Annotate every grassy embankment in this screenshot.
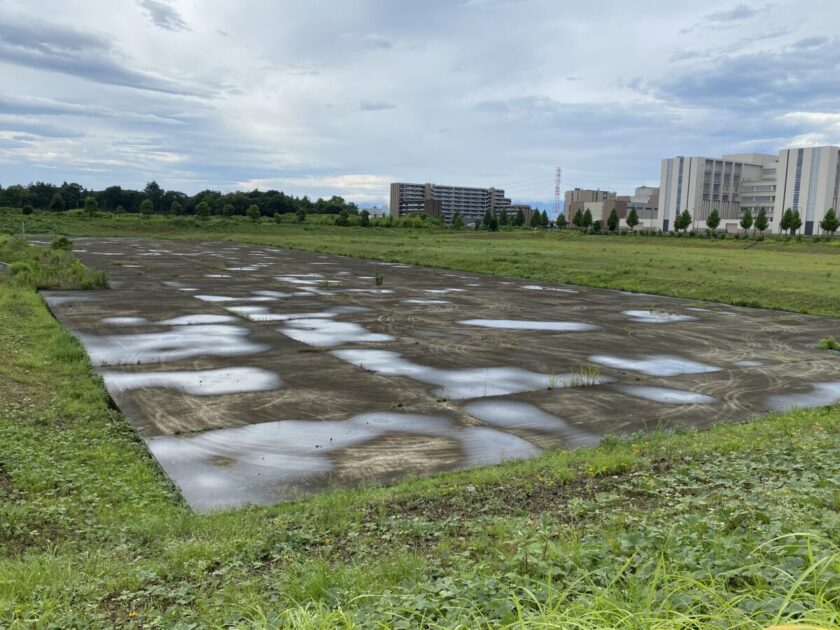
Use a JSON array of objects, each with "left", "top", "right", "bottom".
[{"left": 0, "top": 226, "right": 839, "bottom": 627}]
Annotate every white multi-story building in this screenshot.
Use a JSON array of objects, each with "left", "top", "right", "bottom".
[
  {"left": 659, "top": 146, "right": 840, "bottom": 233},
  {"left": 775, "top": 147, "right": 840, "bottom": 234}
]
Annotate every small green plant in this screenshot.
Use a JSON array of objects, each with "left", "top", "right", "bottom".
[
  {"left": 818, "top": 336, "right": 839, "bottom": 351},
  {"left": 571, "top": 364, "right": 601, "bottom": 386},
  {"left": 375, "top": 272, "right": 384, "bottom": 287},
  {"left": 51, "top": 236, "right": 73, "bottom": 251}
]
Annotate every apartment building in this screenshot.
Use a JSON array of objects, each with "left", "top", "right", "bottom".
[
  {"left": 389, "top": 182, "right": 511, "bottom": 225},
  {"left": 659, "top": 146, "right": 840, "bottom": 233},
  {"left": 566, "top": 186, "right": 658, "bottom": 228}
]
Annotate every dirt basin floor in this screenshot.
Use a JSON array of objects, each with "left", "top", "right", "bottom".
[{"left": 38, "top": 237, "right": 840, "bottom": 512}]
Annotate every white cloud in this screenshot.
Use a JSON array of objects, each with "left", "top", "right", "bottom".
[{"left": 0, "top": 0, "right": 838, "bottom": 201}]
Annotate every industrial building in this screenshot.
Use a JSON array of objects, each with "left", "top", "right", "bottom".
[
  {"left": 659, "top": 146, "right": 840, "bottom": 234},
  {"left": 566, "top": 186, "right": 658, "bottom": 229},
  {"left": 389, "top": 182, "right": 511, "bottom": 225}
]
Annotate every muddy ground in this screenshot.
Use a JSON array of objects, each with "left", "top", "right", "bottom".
[{"left": 38, "top": 237, "right": 840, "bottom": 512}]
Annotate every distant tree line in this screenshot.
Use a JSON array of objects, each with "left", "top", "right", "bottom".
[{"left": 0, "top": 180, "right": 361, "bottom": 218}]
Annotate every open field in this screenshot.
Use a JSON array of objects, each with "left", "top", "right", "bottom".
[
  {"left": 1, "top": 231, "right": 839, "bottom": 627},
  {"left": 5, "top": 211, "right": 840, "bottom": 317}
]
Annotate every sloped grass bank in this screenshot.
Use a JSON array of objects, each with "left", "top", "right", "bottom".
[{"left": 0, "top": 245, "right": 838, "bottom": 626}]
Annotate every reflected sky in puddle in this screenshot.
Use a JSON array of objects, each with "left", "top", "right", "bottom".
[
  {"left": 148, "top": 411, "right": 542, "bottom": 512},
  {"left": 281, "top": 319, "right": 394, "bottom": 347},
  {"left": 622, "top": 310, "right": 698, "bottom": 323},
  {"left": 80, "top": 324, "right": 268, "bottom": 366},
  {"left": 101, "top": 316, "right": 148, "bottom": 326},
  {"left": 588, "top": 354, "right": 720, "bottom": 376},
  {"left": 612, "top": 384, "right": 718, "bottom": 405},
  {"left": 158, "top": 314, "right": 239, "bottom": 325},
  {"left": 331, "top": 349, "right": 610, "bottom": 399},
  {"left": 402, "top": 299, "right": 452, "bottom": 305},
  {"left": 464, "top": 400, "right": 599, "bottom": 448},
  {"left": 764, "top": 382, "right": 840, "bottom": 411},
  {"left": 102, "top": 366, "right": 282, "bottom": 396},
  {"left": 458, "top": 319, "right": 599, "bottom": 332}
]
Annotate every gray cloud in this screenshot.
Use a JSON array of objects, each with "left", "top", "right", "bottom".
[
  {"left": 657, "top": 37, "right": 840, "bottom": 112},
  {"left": 359, "top": 100, "right": 397, "bottom": 111},
  {"left": 362, "top": 34, "right": 394, "bottom": 49},
  {"left": 0, "top": 17, "right": 204, "bottom": 96},
  {"left": 681, "top": 3, "right": 772, "bottom": 33},
  {"left": 137, "top": 0, "right": 190, "bottom": 32}
]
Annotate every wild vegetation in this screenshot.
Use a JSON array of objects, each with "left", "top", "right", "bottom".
[{"left": 0, "top": 222, "right": 839, "bottom": 627}]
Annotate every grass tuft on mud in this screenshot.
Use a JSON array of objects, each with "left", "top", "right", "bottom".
[{"left": 0, "top": 235, "right": 839, "bottom": 627}]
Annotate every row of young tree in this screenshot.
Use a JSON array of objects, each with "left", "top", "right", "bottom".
[
  {"left": 468, "top": 208, "right": 551, "bottom": 231},
  {"left": 669, "top": 207, "right": 839, "bottom": 236},
  {"left": 0, "top": 180, "right": 361, "bottom": 218}
]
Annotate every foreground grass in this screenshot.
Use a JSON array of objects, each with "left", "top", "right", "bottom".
[
  {"left": 5, "top": 211, "right": 840, "bottom": 317},
  {"left": 0, "top": 239, "right": 839, "bottom": 627}
]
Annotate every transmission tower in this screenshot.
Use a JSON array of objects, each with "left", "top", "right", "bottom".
[{"left": 553, "top": 167, "right": 562, "bottom": 218}]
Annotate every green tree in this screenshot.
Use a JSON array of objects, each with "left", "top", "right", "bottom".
[
  {"left": 754, "top": 207, "right": 768, "bottom": 234},
  {"left": 139, "top": 199, "right": 153, "bottom": 216},
  {"left": 607, "top": 208, "right": 619, "bottom": 232},
  {"left": 22, "top": 205, "right": 33, "bottom": 215},
  {"left": 222, "top": 203, "right": 235, "bottom": 217},
  {"left": 540, "top": 210, "right": 549, "bottom": 227},
  {"left": 170, "top": 201, "right": 183, "bottom": 216},
  {"left": 84, "top": 196, "right": 98, "bottom": 218},
  {"left": 514, "top": 208, "right": 525, "bottom": 227},
  {"left": 556, "top": 212, "right": 567, "bottom": 230},
  {"left": 488, "top": 213, "right": 499, "bottom": 231},
  {"left": 581, "top": 209, "right": 593, "bottom": 231},
  {"left": 706, "top": 208, "right": 720, "bottom": 234},
  {"left": 789, "top": 209, "right": 802, "bottom": 235},
  {"left": 143, "top": 181, "right": 163, "bottom": 213},
  {"left": 247, "top": 204, "right": 261, "bottom": 222},
  {"left": 626, "top": 207, "right": 639, "bottom": 232},
  {"left": 115, "top": 204, "right": 125, "bottom": 214},
  {"left": 274, "top": 212, "right": 283, "bottom": 224},
  {"left": 49, "top": 192, "right": 64, "bottom": 212},
  {"left": 452, "top": 212, "right": 464, "bottom": 229},
  {"left": 335, "top": 209, "right": 350, "bottom": 226},
  {"left": 482, "top": 209, "right": 493, "bottom": 229},
  {"left": 740, "top": 209, "right": 753, "bottom": 236},
  {"left": 572, "top": 210, "right": 583, "bottom": 229},
  {"left": 780, "top": 208, "right": 793, "bottom": 234},
  {"left": 196, "top": 201, "right": 210, "bottom": 220},
  {"left": 819, "top": 208, "right": 839, "bottom": 238},
  {"left": 676, "top": 209, "right": 692, "bottom": 233},
  {"left": 296, "top": 208, "right": 306, "bottom": 223},
  {"left": 498, "top": 209, "right": 508, "bottom": 226},
  {"left": 530, "top": 210, "right": 542, "bottom": 228},
  {"left": 359, "top": 209, "right": 370, "bottom": 227}
]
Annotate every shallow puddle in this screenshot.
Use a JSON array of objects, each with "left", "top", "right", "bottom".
[
  {"left": 79, "top": 324, "right": 268, "bottom": 366},
  {"left": 158, "top": 314, "right": 239, "bottom": 325},
  {"left": 331, "top": 349, "right": 608, "bottom": 399},
  {"left": 101, "top": 316, "right": 148, "bottom": 326},
  {"left": 612, "top": 384, "right": 718, "bottom": 405},
  {"left": 281, "top": 319, "right": 395, "bottom": 347},
  {"left": 457, "top": 319, "right": 599, "bottom": 332},
  {"left": 463, "top": 400, "right": 599, "bottom": 447},
  {"left": 102, "top": 366, "right": 282, "bottom": 396},
  {"left": 588, "top": 354, "right": 720, "bottom": 376},
  {"left": 764, "top": 382, "right": 840, "bottom": 411},
  {"left": 622, "top": 310, "right": 698, "bottom": 323}
]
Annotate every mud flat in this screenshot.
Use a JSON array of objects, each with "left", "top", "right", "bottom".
[{"left": 42, "top": 237, "right": 840, "bottom": 512}]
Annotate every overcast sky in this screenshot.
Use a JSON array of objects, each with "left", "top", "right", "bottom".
[{"left": 0, "top": 0, "right": 838, "bottom": 207}]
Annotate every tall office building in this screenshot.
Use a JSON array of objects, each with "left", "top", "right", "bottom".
[
  {"left": 660, "top": 146, "right": 840, "bottom": 233},
  {"left": 775, "top": 147, "right": 840, "bottom": 234},
  {"left": 389, "top": 182, "right": 511, "bottom": 225}
]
